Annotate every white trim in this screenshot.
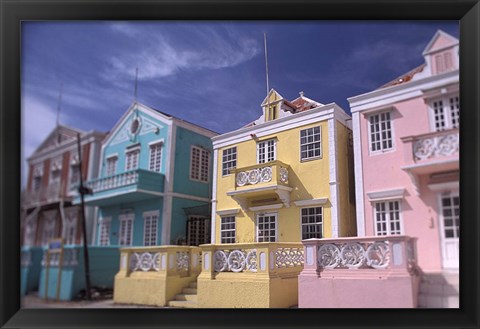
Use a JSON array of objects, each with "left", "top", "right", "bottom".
[
  {"left": 168, "top": 192, "right": 211, "bottom": 203},
  {"left": 348, "top": 70, "right": 458, "bottom": 113},
  {"left": 212, "top": 104, "right": 349, "bottom": 149},
  {"left": 97, "top": 216, "right": 112, "bottom": 246},
  {"left": 293, "top": 198, "right": 328, "bottom": 207},
  {"left": 226, "top": 184, "right": 293, "bottom": 196},
  {"left": 216, "top": 208, "right": 240, "bottom": 216},
  {"left": 142, "top": 210, "right": 160, "bottom": 246},
  {"left": 366, "top": 188, "right": 406, "bottom": 201},
  {"left": 248, "top": 204, "right": 283, "bottom": 212},
  {"left": 189, "top": 145, "right": 210, "bottom": 183},
  {"left": 428, "top": 181, "right": 459, "bottom": 192},
  {"left": 210, "top": 148, "right": 219, "bottom": 244},
  {"left": 352, "top": 112, "right": 365, "bottom": 236},
  {"left": 256, "top": 138, "right": 277, "bottom": 164},
  {"left": 172, "top": 117, "right": 218, "bottom": 138},
  {"left": 148, "top": 138, "right": 165, "bottom": 146},
  {"left": 400, "top": 158, "right": 459, "bottom": 171},
  {"left": 161, "top": 124, "right": 176, "bottom": 245},
  {"left": 366, "top": 110, "right": 395, "bottom": 155},
  {"left": 299, "top": 206, "right": 324, "bottom": 240},
  {"left": 118, "top": 212, "right": 134, "bottom": 246},
  {"left": 299, "top": 125, "right": 322, "bottom": 161},
  {"left": 422, "top": 30, "right": 459, "bottom": 55},
  {"left": 328, "top": 118, "right": 340, "bottom": 238}
]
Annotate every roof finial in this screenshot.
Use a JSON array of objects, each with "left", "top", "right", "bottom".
[{"left": 299, "top": 91, "right": 304, "bottom": 97}]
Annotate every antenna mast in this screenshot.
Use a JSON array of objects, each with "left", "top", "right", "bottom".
[
  {"left": 264, "top": 32, "right": 271, "bottom": 119},
  {"left": 134, "top": 67, "right": 139, "bottom": 102},
  {"left": 56, "top": 83, "right": 63, "bottom": 127}
]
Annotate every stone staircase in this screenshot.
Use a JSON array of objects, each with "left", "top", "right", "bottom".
[
  {"left": 167, "top": 281, "right": 198, "bottom": 308},
  {"left": 418, "top": 271, "right": 459, "bottom": 308}
]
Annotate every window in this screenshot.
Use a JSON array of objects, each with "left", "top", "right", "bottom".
[
  {"left": 256, "top": 213, "right": 277, "bottom": 242},
  {"left": 63, "top": 209, "right": 78, "bottom": 245},
  {"left": 33, "top": 175, "right": 42, "bottom": 192},
  {"left": 98, "top": 217, "right": 111, "bottom": 246},
  {"left": 187, "top": 216, "right": 211, "bottom": 246},
  {"left": 300, "top": 126, "right": 321, "bottom": 160},
  {"left": 149, "top": 143, "right": 163, "bottom": 172},
  {"left": 119, "top": 212, "right": 134, "bottom": 246},
  {"left": 190, "top": 146, "right": 210, "bottom": 183},
  {"left": 440, "top": 193, "right": 459, "bottom": 239},
  {"left": 41, "top": 212, "right": 57, "bottom": 246},
  {"left": 222, "top": 147, "right": 237, "bottom": 176},
  {"left": 125, "top": 149, "right": 140, "bottom": 171},
  {"left": 435, "top": 52, "right": 453, "bottom": 74},
  {"left": 369, "top": 112, "right": 393, "bottom": 152},
  {"left": 374, "top": 200, "right": 402, "bottom": 235},
  {"left": 143, "top": 211, "right": 158, "bottom": 246},
  {"left": 70, "top": 164, "right": 80, "bottom": 186},
  {"left": 106, "top": 156, "right": 117, "bottom": 176},
  {"left": 301, "top": 207, "right": 323, "bottom": 239},
  {"left": 257, "top": 139, "right": 276, "bottom": 164},
  {"left": 431, "top": 95, "right": 460, "bottom": 131},
  {"left": 220, "top": 216, "right": 236, "bottom": 244}
]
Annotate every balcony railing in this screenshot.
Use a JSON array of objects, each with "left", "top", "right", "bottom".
[
  {"left": 302, "top": 235, "right": 417, "bottom": 273},
  {"left": 231, "top": 160, "right": 290, "bottom": 190},
  {"left": 200, "top": 242, "right": 304, "bottom": 277},
  {"left": 24, "top": 182, "right": 66, "bottom": 207},
  {"left": 402, "top": 129, "right": 459, "bottom": 163},
  {"left": 83, "top": 168, "right": 164, "bottom": 194}
]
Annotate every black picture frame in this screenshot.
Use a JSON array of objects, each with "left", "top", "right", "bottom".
[{"left": 1, "top": 0, "right": 479, "bottom": 328}]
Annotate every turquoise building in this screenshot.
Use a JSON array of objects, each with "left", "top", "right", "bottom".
[{"left": 77, "top": 102, "right": 217, "bottom": 248}]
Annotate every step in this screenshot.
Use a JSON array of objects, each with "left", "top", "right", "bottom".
[
  {"left": 188, "top": 281, "right": 197, "bottom": 289},
  {"left": 168, "top": 300, "right": 197, "bottom": 308},
  {"left": 419, "top": 282, "right": 459, "bottom": 297},
  {"left": 173, "top": 293, "right": 198, "bottom": 302},
  {"left": 182, "top": 288, "right": 197, "bottom": 294}
]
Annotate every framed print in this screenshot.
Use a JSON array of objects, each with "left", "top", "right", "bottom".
[{"left": 1, "top": 0, "right": 479, "bottom": 328}]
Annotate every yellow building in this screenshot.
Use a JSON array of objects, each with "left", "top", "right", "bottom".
[{"left": 196, "top": 89, "right": 357, "bottom": 308}]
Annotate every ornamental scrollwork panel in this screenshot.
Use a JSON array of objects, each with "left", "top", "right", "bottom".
[
  {"left": 214, "top": 249, "right": 258, "bottom": 273},
  {"left": 274, "top": 248, "right": 304, "bottom": 268},
  {"left": 413, "top": 132, "right": 459, "bottom": 161},
  {"left": 236, "top": 166, "right": 273, "bottom": 187}
]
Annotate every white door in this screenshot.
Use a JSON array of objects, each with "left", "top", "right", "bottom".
[{"left": 438, "top": 191, "right": 459, "bottom": 269}]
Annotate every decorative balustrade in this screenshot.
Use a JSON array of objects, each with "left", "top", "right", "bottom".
[
  {"left": 201, "top": 243, "right": 304, "bottom": 277},
  {"left": 40, "top": 248, "right": 79, "bottom": 267},
  {"left": 302, "top": 236, "right": 417, "bottom": 274},
  {"left": 86, "top": 170, "right": 139, "bottom": 193},
  {"left": 118, "top": 246, "right": 201, "bottom": 276},
  {"left": 24, "top": 181, "right": 66, "bottom": 206},
  {"left": 232, "top": 161, "right": 290, "bottom": 189},
  {"left": 402, "top": 129, "right": 459, "bottom": 163}
]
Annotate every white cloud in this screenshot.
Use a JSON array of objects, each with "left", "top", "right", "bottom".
[
  {"left": 105, "top": 24, "right": 261, "bottom": 81},
  {"left": 21, "top": 96, "right": 57, "bottom": 186}
]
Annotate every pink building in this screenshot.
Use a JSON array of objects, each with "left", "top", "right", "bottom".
[{"left": 348, "top": 30, "right": 459, "bottom": 307}]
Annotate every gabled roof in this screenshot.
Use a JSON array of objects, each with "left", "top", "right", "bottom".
[
  {"left": 290, "top": 92, "right": 324, "bottom": 112},
  {"left": 32, "top": 125, "right": 85, "bottom": 156},
  {"left": 260, "top": 89, "right": 284, "bottom": 107},
  {"left": 422, "top": 30, "right": 459, "bottom": 55}
]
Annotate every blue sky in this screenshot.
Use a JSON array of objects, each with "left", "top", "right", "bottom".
[{"left": 21, "top": 21, "right": 459, "bottom": 185}]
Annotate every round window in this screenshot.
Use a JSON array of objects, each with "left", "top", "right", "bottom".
[{"left": 131, "top": 118, "right": 140, "bottom": 135}]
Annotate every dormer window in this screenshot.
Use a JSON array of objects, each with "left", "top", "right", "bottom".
[{"left": 435, "top": 51, "right": 453, "bottom": 74}]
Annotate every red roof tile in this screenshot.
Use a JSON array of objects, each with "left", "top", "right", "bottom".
[{"left": 378, "top": 64, "right": 426, "bottom": 89}]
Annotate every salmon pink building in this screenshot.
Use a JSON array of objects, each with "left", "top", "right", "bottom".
[{"left": 348, "top": 30, "right": 459, "bottom": 307}]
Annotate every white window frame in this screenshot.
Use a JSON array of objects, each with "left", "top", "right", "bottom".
[
  {"left": 373, "top": 200, "right": 403, "bottom": 236},
  {"left": 118, "top": 212, "right": 134, "bottom": 246},
  {"left": 125, "top": 147, "right": 140, "bottom": 172},
  {"left": 257, "top": 139, "right": 277, "bottom": 164},
  {"left": 222, "top": 147, "right": 237, "bottom": 176},
  {"left": 300, "top": 207, "right": 323, "bottom": 240},
  {"left": 429, "top": 94, "right": 460, "bottom": 132},
  {"left": 435, "top": 51, "right": 453, "bottom": 74},
  {"left": 98, "top": 217, "right": 111, "bottom": 246},
  {"left": 63, "top": 208, "right": 78, "bottom": 245},
  {"left": 106, "top": 155, "right": 118, "bottom": 177},
  {"left": 367, "top": 111, "right": 394, "bottom": 154},
  {"left": 300, "top": 126, "right": 322, "bottom": 161},
  {"left": 148, "top": 141, "right": 164, "bottom": 173},
  {"left": 438, "top": 191, "right": 460, "bottom": 239},
  {"left": 41, "top": 211, "right": 57, "bottom": 246},
  {"left": 220, "top": 216, "right": 236, "bottom": 244},
  {"left": 190, "top": 145, "right": 210, "bottom": 183},
  {"left": 143, "top": 210, "right": 159, "bottom": 246},
  {"left": 256, "top": 212, "right": 278, "bottom": 242}
]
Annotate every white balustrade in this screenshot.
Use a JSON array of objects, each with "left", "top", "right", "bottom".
[
  {"left": 213, "top": 249, "right": 258, "bottom": 273},
  {"left": 87, "top": 170, "right": 139, "bottom": 193},
  {"left": 413, "top": 130, "right": 459, "bottom": 161}
]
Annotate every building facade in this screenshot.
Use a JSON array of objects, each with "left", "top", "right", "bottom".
[
  {"left": 21, "top": 125, "right": 106, "bottom": 296},
  {"left": 348, "top": 30, "right": 459, "bottom": 273},
  {"left": 78, "top": 102, "right": 217, "bottom": 248}
]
